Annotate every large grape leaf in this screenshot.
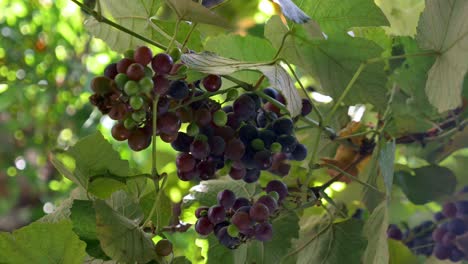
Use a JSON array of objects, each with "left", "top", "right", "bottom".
[
  {"left": 94, "top": 200, "right": 156, "bottom": 263},
  {"left": 181, "top": 52, "right": 303, "bottom": 116},
  {"left": 362, "top": 202, "right": 389, "bottom": 264},
  {"left": 85, "top": 0, "right": 202, "bottom": 52},
  {"left": 298, "top": 0, "right": 389, "bottom": 34},
  {"left": 265, "top": 16, "right": 389, "bottom": 110},
  {"left": 388, "top": 240, "right": 419, "bottom": 264},
  {"left": 416, "top": 0, "right": 468, "bottom": 112},
  {"left": 273, "top": 0, "right": 310, "bottom": 23},
  {"left": 394, "top": 165, "right": 457, "bottom": 204},
  {"left": 379, "top": 140, "right": 395, "bottom": 195},
  {"left": 0, "top": 221, "right": 86, "bottom": 264},
  {"left": 165, "top": 0, "right": 230, "bottom": 28}
]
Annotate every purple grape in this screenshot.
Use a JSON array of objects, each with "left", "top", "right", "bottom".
[
  {"left": 233, "top": 198, "right": 250, "bottom": 211},
  {"left": 432, "top": 227, "right": 447, "bottom": 242},
  {"left": 208, "top": 205, "right": 226, "bottom": 225},
  {"left": 249, "top": 203, "right": 270, "bottom": 222},
  {"left": 152, "top": 53, "right": 173, "bottom": 74},
  {"left": 233, "top": 94, "right": 257, "bottom": 122},
  {"left": 449, "top": 247, "right": 465, "bottom": 262},
  {"left": 104, "top": 63, "right": 118, "bottom": 79},
  {"left": 225, "top": 139, "right": 245, "bottom": 161},
  {"left": 447, "top": 218, "right": 465, "bottom": 235},
  {"left": 195, "top": 216, "right": 214, "bottom": 235},
  {"left": 266, "top": 180, "right": 288, "bottom": 201},
  {"left": 443, "top": 202, "right": 458, "bottom": 218},
  {"left": 291, "top": 143, "right": 308, "bottom": 161},
  {"left": 217, "top": 190, "right": 236, "bottom": 209},
  {"left": 229, "top": 167, "right": 246, "bottom": 180},
  {"left": 243, "top": 168, "right": 260, "bottom": 183},
  {"left": 197, "top": 160, "right": 216, "bottom": 180},
  {"left": 434, "top": 211, "right": 446, "bottom": 222},
  {"left": 301, "top": 99, "right": 312, "bottom": 116},
  {"left": 253, "top": 150, "right": 273, "bottom": 170},
  {"left": 254, "top": 222, "right": 273, "bottom": 241},
  {"left": 190, "top": 140, "right": 210, "bottom": 160},
  {"left": 231, "top": 211, "right": 252, "bottom": 231},
  {"left": 456, "top": 200, "right": 468, "bottom": 215},
  {"left": 272, "top": 117, "right": 294, "bottom": 135},
  {"left": 434, "top": 244, "right": 450, "bottom": 260},
  {"left": 209, "top": 136, "right": 226, "bottom": 156},
  {"left": 441, "top": 232, "right": 456, "bottom": 247},
  {"left": 216, "top": 226, "right": 241, "bottom": 249},
  {"left": 387, "top": 224, "right": 403, "bottom": 240},
  {"left": 256, "top": 195, "right": 278, "bottom": 213},
  {"left": 239, "top": 124, "right": 258, "bottom": 144}
]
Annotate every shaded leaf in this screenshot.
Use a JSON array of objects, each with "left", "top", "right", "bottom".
[
  {"left": 0, "top": 221, "right": 86, "bottom": 264},
  {"left": 379, "top": 140, "right": 396, "bottom": 195},
  {"left": 165, "top": 0, "right": 230, "bottom": 28},
  {"left": 362, "top": 202, "right": 389, "bottom": 264},
  {"left": 388, "top": 240, "right": 419, "bottom": 264},
  {"left": 394, "top": 165, "right": 457, "bottom": 204},
  {"left": 416, "top": 0, "right": 468, "bottom": 112},
  {"left": 140, "top": 190, "right": 173, "bottom": 229}
]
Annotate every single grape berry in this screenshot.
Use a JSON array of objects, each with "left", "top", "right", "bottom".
[
  {"left": 194, "top": 108, "right": 212, "bottom": 126},
  {"left": 208, "top": 205, "right": 226, "bottom": 225},
  {"left": 233, "top": 94, "right": 257, "bottom": 122},
  {"left": 432, "top": 227, "right": 447, "bottom": 242},
  {"left": 108, "top": 103, "right": 128, "bottom": 120},
  {"left": 213, "top": 110, "right": 228, "bottom": 126},
  {"left": 116, "top": 58, "right": 134, "bottom": 73},
  {"left": 442, "top": 202, "right": 457, "bottom": 218},
  {"left": 124, "top": 80, "right": 139, "bottom": 95},
  {"left": 134, "top": 46, "right": 153, "bottom": 65},
  {"left": 266, "top": 180, "right": 288, "bottom": 201},
  {"left": 254, "top": 222, "right": 273, "bottom": 241},
  {"left": 249, "top": 203, "right": 270, "bottom": 222},
  {"left": 129, "top": 96, "right": 144, "bottom": 110},
  {"left": 231, "top": 211, "right": 252, "bottom": 231},
  {"left": 114, "top": 73, "right": 128, "bottom": 89},
  {"left": 104, "top": 63, "right": 118, "bottom": 79},
  {"left": 272, "top": 117, "right": 294, "bottom": 135},
  {"left": 387, "top": 224, "right": 403, "bottom": 240},
  {"left": 257, "top": 195, "right": 278, "bottom": 213},
  {"left": 253, "top": 150, "right": 273, "bottom": 170},
  {"left": 434, "top": 244, "right": 450, "bottom": 260},
  {"left": 243, "top": 168, "right": 260, "bottom": 183},
  {"left": 176, "top": 153, "right": 196, "bottom": 173},
  {"left": 202, "top": 74, "right": 222, "bottom": 92},
  {"left": 441, "top": 232, "right": 456, "bottom": 247},
  {"left": 225, "top": 139, "right": 246, "bottom": 161},
  {"left": 128, "top": 129, "right": 151, "bottom": 151},
  {"left": 126, "top": 63, "right": 145, "bottom": 81},
  {"left": 195, "top": 216, "right": 214, "bottom": 235},
  {"left": 447, "top": 218, "right": 465, "bottom": 235},
  {"left": 217, "top": 226, "right": 241, "bottom": 249},
  {"left": 91, "top": 76, "right": 113, "bottom": 95},
  {"left": 111, "top": 123, "right": 131, "bottom": 141},
  {"left": 138, "top": 77, "right": 153, "bottom": 94},
  {"left": 239, "top": 124, "right": 258, "bottom": 144},
  {"left": 168, "top": 80, "right": 189, "bottom": 100},
  {"left": 153, "top": 75, "right": 170, "bottom": 95},
  {"left": 190, "top": 140, "right": 211, "bottom": 160},
  {"left": 434, "top": 211, "right": 445, "bottom": 222},
  {"left": 152, "top": 53, "right": 173, "bottom": 74},
  {"left": 229, "top": 167, "right": 246, "bottom": 180},
  {"left": 263, "top": 87, "right": 278, "bottom": 99},
  {"left": 155, "top": 239, "right": 173, "bottom": 256},
  {"left": 217, "top": 190, "right": 236, "bottom": 209},
  {"left": 456, "top": 200, "right": 468, "bottom": 215},
  {"left": 291, "top": 143, "right": 308, "bottom": 161},
  {"left": 449, "top": 248, "right": 465, "bottom": 262},
  {"left": 157, "top": 112, "right": 181, "bottom": 135},
  {"left": 233, "top": 198, "right": 250, "bottom": 211},
  {"left": 277, "top": 134, "right": 297, "bottom": 153},
  {"left": 301, "top": 99, "right": 312, "bottom": 116}
]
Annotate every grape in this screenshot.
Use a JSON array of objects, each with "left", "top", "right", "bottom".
[
  {"left": 157, "top": 97, "right": 170, "bottom": 114},
  {"left": 258, "top": 129, "right": 276, "bottom": 148},
  {"left": 276, "top": 93, "right": 286, "bottom": 104},
  {"left": 301, "top": 99, "right": 312, "bottom": 116},
  {"left": 443, "top": 202, "right": 458, "bottom": 218},
  {"left": 241, "top": 148, "right": 257, "bottom": 169},
  {"left": 226, "top": 112, "right": 241, "bottom": 129},
  {"left": 233, "top": 198, "right": 250, "bottom": 211},
  {"left": 169, "top": 47, "right": 181, "bottom": 61},
  {"left": 246, "top": 93, "right": 262, "bottom": 110},
  {"left": 229, "top": 167, "right": 246, "bottom": 180},
  {"left": 202, "top": 74, "right": 222, "bottom": 92},
  {"left": 266, "top": 180, "right": 288, "bottom": 201},
  {"left": 124, "top": 49, "right": 134, "bottom": 59},
  {"left": 176, "top": 153, "right": 196, "bottom": 173},
  {"left": 441, "top": 232, "right": 456, "bottom": 246},
  {"left": 434, "top": 244, "right": 450, "bottom": 260},
  {"left": 190, "top": 140, "right": 210, "bottom": 160},
  {"left": 253, "top": 150, "right": 273, "bottom": 170},
  {"left": 225, "top": 139, "right": 246, "bottom": 161},
  {"left": 277, "top": 134, "right": 297, "bottom": 153},
  {"left": 126, "top": 63, "right": 145, "bottom": 81},
  {"left": 155, "top": 239, "right": 173, "bottom": 256},
  {"left": 447, "top": 218, "right": 465, "bottom": 235},
  {"left": 199, "top": 126, "right": 214, "bottom": 138},
  {"left": 263, "top": 87, "right": 278, "bottom": 99},
  {"left": 91, "top": 76, "right": 113, "bottom": 95},
  {"left": 386, "top": 224, "right": 403, "bottom": 240},
  {"left": 214, "top": 221, "right": 230, "bottom": 237},
  {"left": 291, "top": 143, "right": 308, "bottom": 161},
  {"left": 254, "top": 222, "right": 273, "bottom": 241},
  {"left": 153, "top": 75, "right": 170, "bottom": 95},
  {"left": 239, "top": 124, "right": 258, "bottom": 144},
  {"left": 117, "top": 58, "right": 134, "bottom": 73},
  {"left": 168, "top": 80, "right": 189, "bottom": 100},
  {"left": 128, "top": 129, "right": 151, "bottom": 151},
  {"left": 257, "top": 195, "right": 278, "bottom": 213},
  {"left": 114, "top": 73, "right": 128, "bottom": 89},
  {"left": 251, "top": 138, "right": 265, "bottom": 151},
  {"left": 157, "top": 112, "right": 181, "bottom": 135},
  {"left": 270, "top": 142, "right": 282, "bottom": 153},
  {"left": 456, "top": 200, "right": 468, "bottom": 215},
  {"left": 243, "top": 168, "right": 260, "bottom": 183},
  {"left": 134, "top": 46, "right": 153, "bottom": 65},
  {"left": 231, "top": 211, "right": 252, "bottom": 231},
  {"left": 217, "top": 226, "right": 241, "bottom": 249},
  {"left": 138, "top": 77, "right": 153, "bottom": 94},
  {"left": 124, "top": 118, "right": 137, "bottom": 130},
  {"left": 227, "top": 224, "right": 239, "bottom": 237},
  {"left": 213, "top": 110, "right": 227, "bottom": 126},
  {"left": 152, "top": 53, "right": 173, "bottom": 74},
  {"left": 104, "top": 63, "right": 118, "bottom": 79},
  {"left": 449, "top": 248, "right": 465, "bottom": 262},
  {"left": 217, "top": 190, "right": 236, "bottom": 209},
  {"left": 233, "top": 94, "right": 257, "bottom": 121},
  {"left": 194, "top": 108, "right": 212, "bottom": 126},
  {"left": 108, "top": 103, "right": 128, "bottom": 120},
  {"left": 208, "top": 205, "right": 226, "bottom": 225},
  {"left": 175, "top": 107, "right": 192, "bottom": 123},
  {"left": 124, "top": 80, "right": 139, "bottom": 95},
  {"left": 197, "top": 160, "right": 216, "bottom": 180},
  {"left": 263, "top": 102, "right": 280, "bottom": 115},
  {"left": 256, "top": 111, "right": 268, "bottom": 128},
  {"left": 195, "top": 216, "right": 214, "bottom": 235},
  {"left": 195, "top": 206, "right": 209, "bottom": 218},
  {"left": 209, "top": 136, "right": 226, "bottom": 156},
  {"left": 432, "top": 227, "right": 447, "bottom": 242},
  {"left": 272, "top": 117, "right": 294, "bottom": 135},
  {"left": 177, "top": 169, "right": 199, "bottom": 181},
  {"left": 111, "top": 123, "right": 131, "bottom": 141},
  {"left": 171, "top": 132, "right": 193, "bottom": 152},
  {"left": 434, "top": 211, "right": 445, "bottom": 222},
  {"left": 276, "top": 163, "right": 291, "bottom": 176},
  {"left": 214, "top": 126, "right": 235, "bottom": 141}
]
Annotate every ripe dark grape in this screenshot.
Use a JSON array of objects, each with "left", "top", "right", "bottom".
[
  {"left": 134, "top": 46, "right": 153, "bottom": 65},
  {"left": 456, "top": 200, "right": 468, "bottom": 215},
  {"left": 195, "top": 206, "right": 209, "bottom": 218},
  {"left": 233, "top": 94, "right": 257, "bottom": 121},
  {"left": 171, "top": 132, "right": 193, "bottom": 152},
  {"left": 253, "top": 150, "right": 273, "bottom": 170},
  {"left": 250, "top": 203, "right": 270, "bottom": 222},
  {"left": 243, "top": 168, "right": 260, "bottom": 183},
  {"left": 214, "top": 126, "right": 235, "bottom": 142},
  {"left": 195, "top": 216, "right": 214, "bottom": 235},
  {"left": 168, "top": 80, "right": 189, "bottom": 100},
  {"left": 190, "top": 140, "right": 210, "bottom": 160},
  {"left": 301, "top": 99, "right": 312, "bottom": 116},
  {"left": 228, "top": 167, "right": 245, "bottom": 180},
  {"left": 202, "top": 74, "right": 222, "bottom": 92},
  {"left": 272, "top": 117, "right": 294, "bottom": 135},
  {"left": 263, "top": 87, "right": 278, "bottom": 99},
  {"left": 291, "top": 143, "right": 307, "bottom": 161},
  {"left": 449, "top": 248, "right": 465, "bottom": 262},
  {"left": 257, "top": 195, "right": 278, "bottom": 213},
  {"left": 233, "top": 198, "right": 250, "bottom": 211},
  {"left": 208, "top": 205, "right": 226, "bottom": 225},
  {"left": 239, "top": 124, "right": 258, "bottom": 144},
  {"left": 152, "top": 53, "right": 173, "bottom": 74},
  {"left": 432, "top": 227, "right": 447, "bottom": 242},
  {"left": 197, "top": 160, "right": 216, "bottom": 180},
  {"left": 258, "top": 129, "right": 276, "bottom": 148},
  {"left": 246, "top": 93, "right": 262, "bottom": 110},
  {"left": 441, "top": 232, "right": 456, "bottom": 246},
  {"left": 117, "top": 58, "right": 134, "bottom": 73},
  {"left": 194, "top": 108, "right": 212, "bottom": 126},
  {"left": 128, "top": 129, "right": 151, "bottom": 151},
  {"left": 225, "top": 139, "right": 245, "bottom": 161},
  {"left": 434, "top": 244, "right": 450, "bottom": 260},
  {"left": 443, "top": 202, "right": 457, "bottom": 218},
  {"left": 226, "top": 112, "right": 241, "bottom": 129},
  {"left": 447, "top": 218, "right": 465, "bottom": 235},
  {"left": 104, "top": 63, "right": 118, "bottom": 79},
  {"left": 266, "top": 180, "right": 288, "bottom": 201},
  {"left": 157, "top": 112, "right": 181, "bottom": 135},
  {"left": 209, "top": 136, "right": 226, "bottom": 156},
  {"left": 254, "top": 222, "right": 273, "bottom": 241},
  {"left": 231, "top": 211, "right": 252, "bottom": 231},
  {"left": 217, "top": 190, "right": 236, "bottom": 209},
  {"left": 155, "top": 239, "right": 173, "bottom": 256},
  {"left": 177, "top": 169, "right": 199, "bottom": 181},
  {"left": 153, "top": 75, "right": 170, "bottom": 95},
  {"left": 217, "top": 226, "right": 241, "bottom": 249},
  {"left": 213, "top": 221, "right": 230, "bottom": 237},
  {"left": 111, "top": 123, "right": 131, "bottom": 141},
  {"left": 126, "top": 63, "right": 145, "bottom": 81},
  {"left": 434, "top": 211, "right": 445, "bottom": 222},
  {"left": 176, "top": 153, "right": 196, "bottom": 172},
  {"left": 387, "top": 224, "right": 403, "bottom": 240},
  {"left": 277, "top": 134, "right": 297, "bottom": 153}
]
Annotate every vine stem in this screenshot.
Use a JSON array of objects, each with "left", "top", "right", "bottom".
[{"left": 70, "top": 0, "right": 166, "bottom": 50}]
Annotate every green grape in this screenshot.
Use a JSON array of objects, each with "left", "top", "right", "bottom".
[
  {"left": 132, "top": 110, "right": 146, "bottom": 122},
  {"left": 139, "top": 77, "right": 153, "bottom": 94},
  {"left": 124, "top": 49, "right": 134, "bottom": 59},
  {"left": 187, "top": 123, "right": 199, "bottom": 136},
  {"left": 251, "top": 138, "right": 265, "bottom": 151},
  {"left": 227, "top": 224, "right": 239, "bottom": 237},
  {"left": 270, "top": 142, "right": 282, "bottom": 153},
  {"left": 169, "top": 47, "right": 182, "bottom": 61},
  {"left": 226, "top": 89, "right": 239, "bottom": 101},
  {"left": 130, "top": 96, "right": 144, "bottom": 110},
  {"left": 115, "top": 73, "right": 128, "bottom": 90},
  {"left": 213, "top": 110, "right": 227, "bottom": 126},
  {"left": 124, "top": 118, "right": 136, "bottom": 129},
  {"left": 124, "top": 80, "right": 139, "bottom": 95},
  {"left": 144, "top": 66, "right": 153, "bottom": 78}
]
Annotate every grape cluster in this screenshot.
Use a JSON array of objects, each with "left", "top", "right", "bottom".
[
  {"left": 194, "top": 181, "right": 288, "bottom": 248},
  {"left": 387, "top": 186, "right": 468, "bottom": 261}
]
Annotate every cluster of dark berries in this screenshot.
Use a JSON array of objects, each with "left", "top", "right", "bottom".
[
  {"left": 173, "top": 87, "right": 309, "bottom": 182},
  {"left": 387, "top": 186, "right": 468, "bottom": 262},
  {"left": 194, "top": 180, "right": 288, "bottom": 248}
]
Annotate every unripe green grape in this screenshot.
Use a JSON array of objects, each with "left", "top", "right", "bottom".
[
  {"left": 174, "top": 65, "right": 188, "bottom": 75},
  {"left": 139, "top": 77, "right": 153, "bottom": 94},
  {"left": 227, "top": 224, "right": 239, "bottom": 237},
  {"left": 124, "top": 118, "right": 136, "bottom": 129},
  {"left": 169, "top": 47, "right": 182, "bottom": 61},
  {"left": 226, "top": 89, "right": 239, "bottom": 101},
  {"left": 144, "top": 66, "right": 153, "bottom": 78},
  {"left": 124, "top": 49, "right": 134, "bottom": 59},
  {"left": 114, "top": 73, "right": 128, "bottom": 90},
  {"left": 132, "top": 110, "right": 146, "bottom": 123},
  {"left": 130, "top": 96, "right": 144, "bottom": 110},
  {"left": 251, "top": 138, "right": 265, "bottom": 151},
  {"left": 124, "top": 80, "right": 139, "bottom": 95},
  {"left": 270, "top": 142, "right": 282, "bottom": 153},
  {"left": 213, "top": 110, "right": 227, "bottom": 126},
  {"left": 187, "top": 123, "right": 199, "bottom": 137}
]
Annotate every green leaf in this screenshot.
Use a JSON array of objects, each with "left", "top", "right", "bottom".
[
  {"left": 300, "top": 0, "right": 389, "bottom": 34},
  {"left": 361, "top": 145, "right": 386, "bottom": 212},
  {"left": 394, "top": 165, "right": 457, "bottom": 204},
  {"left": 205, "top": 235, "right": 247, "bottom": 264},
  {"left": 140, "top": 190, "right": 173, "bottom": 229},
  {"left": 50, "top": 132, "right": 132, "bottom": 198},
  {"left": 362, "top": 202, "right": 389, "bottom": 264},
  {"left": 388, "top": 240, "right": 419, "bottom": 264},
  {"left": 0, "top": 221, "right": 86, "bottom": 264},
  {"left": 416, "top": 0, "right": 468, "bottom": 112},
  {"left": 286, "top": 218, "right": 367, "bottom": 264},
  {"left": 94, "top": 200, "right": 156, "bottom": 263},
  {"left": 183, "top": 178, "right": 257, "bottom": 208},
  {"left": 274, "top": 0, "right": 310, "bottom": 23},
  {"left": 265, "top": 16, "right": 389, "bottom": 110},
  {"left": 39, "top": 188, "right": 88, "bottom": 223},
  {"left": 165, "top": 0, "right": 230, "bottom": 28},
  {"left": 375, "top": 0, "right": 425, "bottom": 36},
  {"left": 71, "top": 200, "right": 98, "bottom": 241},
  {"left": 379, "top": 140, "right": 396, "bottom": 195},
  {"left": 181, "top": 53, "right": 302, "bottom": 116}
]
